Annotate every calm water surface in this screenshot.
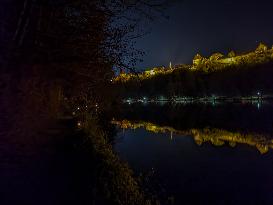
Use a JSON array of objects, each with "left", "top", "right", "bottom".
[{"left": 113, "top": 102, "right": 273, "bottom": 205}]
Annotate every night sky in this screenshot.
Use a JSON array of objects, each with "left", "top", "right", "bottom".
[{"left": 135, "top": 0, "right": 273, "bottom": 70}]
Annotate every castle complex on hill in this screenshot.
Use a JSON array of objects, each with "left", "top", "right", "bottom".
[{"left": 115, "top": 43, "right": 273, "bottom": 83}]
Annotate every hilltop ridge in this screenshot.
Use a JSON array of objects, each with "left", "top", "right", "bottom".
[{"left": 115, "top": 43, "right": 273, "bottom": 83}]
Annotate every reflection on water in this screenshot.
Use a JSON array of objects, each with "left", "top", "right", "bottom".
[
  {"left": 112, "top": 120, "right": 273, "bottom": 154},
  {"left": 112, "top": 103, "right": 273, "bottom": 205}
]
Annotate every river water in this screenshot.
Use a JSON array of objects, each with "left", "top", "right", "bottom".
[{"left": 113, "top": 101, "right": 273, "bottom": 205}]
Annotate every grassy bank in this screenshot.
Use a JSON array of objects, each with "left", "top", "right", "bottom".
[{"left": 71, "top": 115, "right": 157, "bottom": 205}]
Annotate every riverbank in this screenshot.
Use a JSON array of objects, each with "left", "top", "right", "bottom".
[{"left": 1, "top": 115, "right": 155, "bottom": 205}]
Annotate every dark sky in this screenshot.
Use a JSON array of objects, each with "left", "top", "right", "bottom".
[{"left": 135, "top": 0, "right": 273, "bottom": 70}]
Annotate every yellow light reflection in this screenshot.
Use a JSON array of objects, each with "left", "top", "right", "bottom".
[{"left": 112, "top": 119, "right": 273, "bottom": 154}]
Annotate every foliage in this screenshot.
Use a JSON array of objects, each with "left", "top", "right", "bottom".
[
  {"left": 0, "top": 0, "right": 174, "bottom": 137},
  {"left": 0, "top": 1, "right": 174, "bottom": 205},
  {"left": 228, "top": 50, "right": 236, "bottom": 58},
  {"left": 209, "top": 53, "right": 224, "bottom": 61},
  {"left": 77, "top": 116, "right": 156, "bottom": 205}
]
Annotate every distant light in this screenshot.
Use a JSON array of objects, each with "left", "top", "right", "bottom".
[
  {"left": 257, "top": 92, "right": 261, "bottom": 96},
  {"left": 126, "top": 98, "right": 133, "bottom": 104},
  {"left": 110, "top": 79, "right": 113, "bottom": 82},
  {"left": 77, "top": 122, "right": 81, "bottom": 127},
  {"left": 257, "top": 103, "right": 261, "bottom": 109},
  {"left": 77, "top": 107, "right": 80, "bottom": 110},
  {"left": 72, "top": 112, "right": 75, "bottom": 115}
]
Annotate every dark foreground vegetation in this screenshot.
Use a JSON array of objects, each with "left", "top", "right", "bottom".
[
  {"left": 0, "top": 0, "right": 172, "bottom": 204},
  {"left": 66, "top": 116, "right": 153, "bottom": 205},
  {"left": 1, "top": 116, "right": 155, "bottom": 205}
]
